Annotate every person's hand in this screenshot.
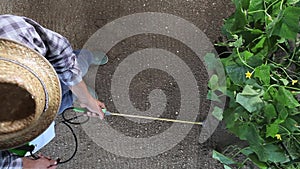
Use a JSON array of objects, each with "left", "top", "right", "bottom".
[
  {"left": 80, "top": 96, "right": 106, "bottom": 119},
  {"left": 69, "top": 80, "right": 106, "bottom": 119},
  {"left": 22, "top": 154, "right": 57, "bottom": 169}
]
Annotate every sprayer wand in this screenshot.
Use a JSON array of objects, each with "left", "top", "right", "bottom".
[{"left": 72, "top": 107, "right": 203, "bottom": 125}]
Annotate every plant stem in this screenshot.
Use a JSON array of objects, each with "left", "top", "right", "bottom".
[
  {"left": 277, "top": 43, "right": 289, "bottom": 56},
  {"left": 291, "top": 135, "right": 300, "bottom": 145},
  {"left": 280, "top": 142, "right": 294, "bottom": 163},
  {"left": 218, "top": 51, "right": 232, "bottom": 57},
  {"left": 284, "top": 86, "right": 300, "bottom": 91},
  {"left": 232, "top": 147, "right": 247, "bottom": 158},
  {"left": 247, "top": 10, "right": 265, "bottom": 14},
  {"left": 268, "top": 59, "right": 296, "bottom": 80},
  {"left": 269, "top": 59, "right": 300, "bottom": 77},
  {"left": 239, "top": 158, "right": 250, "bottom": 169},
  {"left": 236, "top": 48, "right": 254, "bottom": 70},
  {"left": 266, "top": 0, "right": 281, "bottom": 11},
  {"left": 263, "top": 0, "right": 281, "bottom": 23},
  {"left": 279, "top": 125, "right": 291, "bottom": 135},
  {"left": 224, "top": 145, "right": 241, "bottom": 157},
  {"left": 280, "top": 0, "right": 284, "bottom": 10},
  {"left": 265, "top": 84, "right": 279, "bottom": 93},
  {"left": 222, "top": 145, "right": 237, "bottom": 154},
  {"left": 286, "top": 47, "right": 296, "bottom": 68}
]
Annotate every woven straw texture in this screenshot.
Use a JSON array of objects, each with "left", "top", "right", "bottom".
[
  {"left": 0, "top": 38, "right": 62, "bottom": 150},
  {"left": 0, "top": 60, "right": 44, "bottom": 134}
]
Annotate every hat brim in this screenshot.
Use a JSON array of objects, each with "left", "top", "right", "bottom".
[{"left": 0, "top": 38, "right": 62, "bottom": 150}]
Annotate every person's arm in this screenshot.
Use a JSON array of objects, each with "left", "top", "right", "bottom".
[
  {"left": 22, "top": 17, "right": 106, "bottom": 118},
  {"left": 0, "top": 151, "right": 57, "bottom": 169},
  {"left": 69, "top": 80, "right": 105, "bottom": 119},
  {"left": 37, "top": 27, "right": 106, "bottom": 118},
  {"left": 22, "top": 155, "right": 57, "bottom": 169}
]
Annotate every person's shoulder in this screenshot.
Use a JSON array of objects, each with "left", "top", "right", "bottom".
[
  {"left": 0, "top": 14, "right": 22, "bottom": 19},
  {"left": 0, "top": 14, "right": 37, "bottom": 22},
  {"left": 0, "top": 14, "right": 27, "bottom": 23}
]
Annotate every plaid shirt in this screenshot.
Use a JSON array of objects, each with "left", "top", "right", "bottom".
[
  {"left": 0, "top": 14, "right": 82, "bottom": 86},
  {"left": 0, "top": 14, "right": 82, "bottom": 168},
  {"left": 0, "top": 151, "right": 22, "bottom": 169}
]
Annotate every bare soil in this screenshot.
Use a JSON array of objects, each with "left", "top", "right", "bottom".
[{"left": 0, "top": 0, "right": 237, "bottom": 168}]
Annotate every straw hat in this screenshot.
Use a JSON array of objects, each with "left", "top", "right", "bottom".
[{"left": 0, "top": 38, "right": 61, "bottom": 150}]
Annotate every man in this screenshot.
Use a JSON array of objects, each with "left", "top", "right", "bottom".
[{"left": 0, "top": 14, "right": 107, "bottom": 168}]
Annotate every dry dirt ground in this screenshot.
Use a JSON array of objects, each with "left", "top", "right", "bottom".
[{"left": 0, "top": 0, "right": 236, "bottom": 168}]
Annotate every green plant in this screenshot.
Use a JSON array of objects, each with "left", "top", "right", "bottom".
[{"left": 208, "top": 0, "right": 300, "bottom": 168}]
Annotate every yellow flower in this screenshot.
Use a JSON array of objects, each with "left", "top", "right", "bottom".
[
  {"left": 245, "top": 71, "right": 252, "bottom": 79},
  {"left": 292, "top": 80, "right": 298, "bottom": 85},
  {"left": 275, "top": 134, "right": 282, "bottom": 141}
]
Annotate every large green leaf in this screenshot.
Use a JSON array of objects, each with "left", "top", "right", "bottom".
[
  {"left": 240, "top": 84, "right": 261, "bottom": 95},
  {"left": 240, "top": 147, "right": 254, "bottom": 156},
  {"left": 251, "top": 145, "right": 269, "bottom": 162},
  {"left": 248, "top": 0, "right": 265, "bottom": 22},
  {"left": 241, "top": 0, "right": 250, "bottom": 9},
  {"left": 223, "top": 108, "right": 240, "bottom": 129},
  {"left": 207, "top": 90, "right": 222, "bottom": 102},
  {"left": 208, "top": 75, "right": 219, "bottom": 91},
  {"left": 247, "top": 55, "right": 264, "bottom": 68},
  {"left": 225, "top": 65, "right": 247, "bottom": 85},
  {"left": 212, "top": 106, "right": 223, "bottom": 121},
  {"left": 254, "top": 65, "right": 271, "bottom": 85},
  {"left": 248, "top": 154, "right": 268, "bottom": 169},
  {"left": 263, "top": 86, "right": 277, "bottom": 100},
  {"left": 204, "top": 53, "right": 217, "bottom": 71},
  {"left": 237, "top": 123, "right": 264, "bottom": 145},
  {"left": 281, "top": 118, "right": 299, "bottom": 132},
  {"left": 204, "top": 53, "right": 226, "bottom": 83},
  {"left": 264, "top": 104, "right": 277, "bottom": 123},
  {"left": 266, "top": 123, "right": 279, "bottom": 138},
  {"left": 245, "top": 79, "right": 263, "bottom": 89},
  {"left": 240, "top": 50, "right": 253, "bottom": 61},
  {"left": 236, "top": 85, "right": 264, "bottom": 112},
  {"left": 204, "top": 53, "right": 224, "bottom": 74},
  {"left": 255, "top": 47, "right": 270, "bottom": 62},
  {"left": 221, "top": 51, "right": 244, "bottom": 67},
  {"left": 267, "top": 6, "right": 300, "bottom": 40},
  {"left": 276, "top": 104, "right": 288, "bottom": 121},
  {"left": 269, "top": 1, "right": 282, "bottom": 19},
  {"left": 276, "top": 87, "right": 300, "bottom": 109},
  {"left": 251, "top": 144, "right": 287, "bottom": 163},
  {"left": 236, "top": 94, "right": 262, "bottom": 112},
  {"left": 222, "top": 15, "right": 236, "bottom": 38},
  {"left": 212, "top": 150, "right": 236, "bottom": 165},
  {"left": 251, "top": 36, "right": 266, "bottom": 53},
  {"left": 265, "top": 144, "right": 288, "bottom": 163},
  {"left": 240, "top": 29, "right": 263, "bottom": 45},
  {"left": 223, "top": 165, "right": 232, "bottom": 169},
  {"left": 230, "top": 0, "right": 248, "bottom": 32}
]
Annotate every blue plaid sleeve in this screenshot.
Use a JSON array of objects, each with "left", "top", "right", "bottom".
[
  {"left": 0, "top": 14, "right": 82, "bottom": 86},
  {"left": 0, "top": 151, "right": 22, "bottom": 169}
]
